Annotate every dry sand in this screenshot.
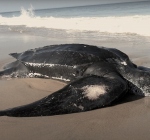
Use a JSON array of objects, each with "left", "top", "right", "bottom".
[{"left": 1, "top": 33, "right": 150, "bottom": 140}]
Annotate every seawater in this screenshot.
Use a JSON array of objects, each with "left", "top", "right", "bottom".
[{"left": 0, "top": 1, "right": 150, "bottom": 41}]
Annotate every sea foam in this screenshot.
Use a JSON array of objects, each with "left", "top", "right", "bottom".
[{"left": 0, "top": 8, "right": 150, "bottom": 37}]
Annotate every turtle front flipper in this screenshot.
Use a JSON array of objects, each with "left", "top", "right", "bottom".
[{"left": 0, "top": 73, "right": 128, "bottom": 117}]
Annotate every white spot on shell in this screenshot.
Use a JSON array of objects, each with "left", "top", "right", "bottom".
[
  {"left": 82, "top": 85, "right": 107, "bottom": 100},
  {"left": 26, "top": 62, "right": 56, "bottom": 67},
  {"left": 52, "top": 76, "right": 70, "bottom": 82},
  {"left": 28, "top": 73, "right": 49, "bottom": 78},
  {"left": 78, "top": 105, "right": 84, "bottom": 110},
  {"left": 73, "top": 65, "right": 77, "bottom": 69},
  {"left": 73, "top": 103, "right": 84, "bottom": 110},
  {"left": 121, "top": 61, "right": 127, "bottom": 65},
  {"left": 25, "top": 62, "right": 76, "bottom": 69},
  {"left": 73, "top": 104, "right": 77, "bottom": 107}
]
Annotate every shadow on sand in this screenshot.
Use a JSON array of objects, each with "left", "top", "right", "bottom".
[{"left": 111, "top": 93, "right": 144, "bottom": 106}]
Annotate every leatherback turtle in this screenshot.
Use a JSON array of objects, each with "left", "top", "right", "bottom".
[{"left": 0, "top": 44, "right": 149, "bottom": 117}]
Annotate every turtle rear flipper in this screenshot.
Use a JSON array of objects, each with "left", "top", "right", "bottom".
[
  {"left": 0, "top": 60, "right": 29, "bottom": 78},
  {"left": 0, "top": 71, "right": 4, "bottom": 76}
]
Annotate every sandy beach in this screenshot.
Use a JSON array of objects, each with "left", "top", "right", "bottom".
[{"left": 1, "top": 32, "right": 150, "bottom": 140}]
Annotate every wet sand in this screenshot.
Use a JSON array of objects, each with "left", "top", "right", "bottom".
[{"left": 1, "top": 33, "right": 150, "bottom": 140}]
